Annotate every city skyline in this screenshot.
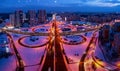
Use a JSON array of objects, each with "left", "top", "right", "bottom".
[
  {"left": 1, "top": 0, "right": 120, "bottom": 13},
  {"left": 0, "top": 1, "right": 120, "bottom": 71}
]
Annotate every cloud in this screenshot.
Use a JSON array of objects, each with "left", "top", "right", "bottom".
[
  {"left": 85, "top": 1, "right": 120, "bottom": 7},
  {"left": 60, "top": 0, "right": 120, "bottom": 7},
  {"left": 72, "top": 0, "right": 120, "bottom": 7}
]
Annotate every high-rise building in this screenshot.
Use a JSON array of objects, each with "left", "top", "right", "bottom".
[
  {"left": 9, "top": 14, "right": 15, "bottom": 26},
  {"left": 52, "top": 14, "right": 56, "bottom": 20},
  {"left": 23, "top": 13, "right": 26, "bottom": 22},
  {"left": 102, "top": 25, "right": 110, "bottom": 41},
  {"left": 38, "top": 10, "right": 46, "bottom": 23},
  {"left": 112, "top": 22, "right": 120, "bottom": 33},
  {"left": 65, "top": 17, "right": 67, "bottom": 21},
  {"left": 28, "top": 10, "right": 36, "bottom": 26},
  {"left": 15, "top": 10, "right": 24, "bottom": 28},
  {"left": 114, "top": 33, "right": 120, "bottom": 57}
]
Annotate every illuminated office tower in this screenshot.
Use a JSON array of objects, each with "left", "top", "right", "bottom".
[
  {"left": 15, "top": 10, "right": 24, "bottom": 28},
  {"left": 38, "top": 10, "right": 46, "bottom": 23},
  {"left": 52, "top": 14, "right": 56, "bottom": 20},
  {"left": 28, "top": 10, "right": 36, "bottom": 26},
  {"left": 114, "top": 33, "right": 120, "bottom": 56},
  {"left": 9, "top": 14, "right": 15, "bottom": 26}
]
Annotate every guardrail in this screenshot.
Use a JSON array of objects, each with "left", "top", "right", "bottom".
[
  {"left": 38, "top": 44, "right": 49, "bottom": 71},
  {"left": 0, "top": 28, "right": 50, "bottom": 36},
  {"left": 0, "top": 28, "right": 100, "bottom": 36},
  {"left": 38, "top": 37, "right": 53, "bottom": 71},
  {"left": 60, "top": 28, "right": 100, "bottom": 36}
]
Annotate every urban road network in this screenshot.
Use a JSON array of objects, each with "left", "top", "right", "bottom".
[{"left": 0, "top": 19, "right": 100, "bottom": 71}]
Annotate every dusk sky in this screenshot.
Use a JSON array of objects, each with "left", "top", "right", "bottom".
[{"left": 1, "top": 0, "right": 120, "bottom": 13}]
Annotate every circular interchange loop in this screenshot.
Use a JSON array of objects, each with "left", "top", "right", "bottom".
[
  {"left": 32, "top": 26, "right": 49, "bottom": 33},
  {"left": 60, "top": 35, "right": 87, "bottom": 45},
  {"left": 18, "top": 36, "right": 50, "bottom": 48}
]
